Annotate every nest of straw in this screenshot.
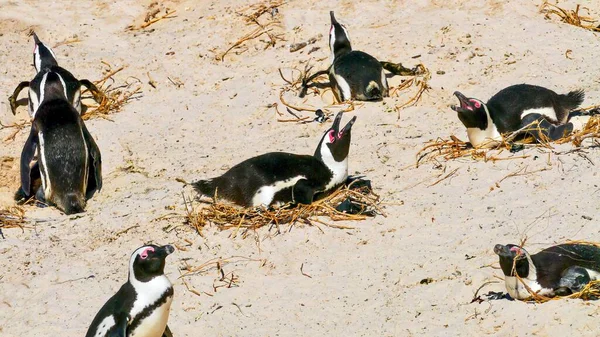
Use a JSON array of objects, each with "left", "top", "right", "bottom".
[
  {"left": 184, "top": 182, "right": 383, "bottom": 237},
  {"left": 0, "top": 206, "right": 26, "bottom": 230},
  {"left": 540, "top": 1, "right": 600, "bottom": 32},
  {"left": 82, "top": 64, "right": 142, "bottom": 121}
]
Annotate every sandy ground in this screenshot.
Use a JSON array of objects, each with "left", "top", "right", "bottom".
[{"left": 1, "top": 0, "right": 600, "bottom": 336}]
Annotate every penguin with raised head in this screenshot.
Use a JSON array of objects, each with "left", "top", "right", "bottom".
[
  {"left": 193, "top": 111, "right": 357, "bottom": 207},
  {"left": 451, "top": 84, "right": 586, "bottom": 148},
  {"left": 494, "top": 243, "right": 600, "bottom": 300},
  {"left": 14, "top": 70, "right": 102, "bottom": 215},
  {"left": 327, "top": 11, "right": 388, "bottom": 102},
  {"left": 86, "top": 244, "right": 175, "bottom": 337},
  {"left": 8, "top": 32, "right": 103, "bottom": 116}
]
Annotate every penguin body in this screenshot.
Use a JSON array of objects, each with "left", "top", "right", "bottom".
[
  {"left": 193, "top": 112, "right": 356, "bottom": 207},
  {"left": 494, "top": 243, "right": 600, "bottom": 300},
  {"left": 86, "top": 245, "right": 175, "bottom": 337},
  {"left": 451, "top": 84, "right": 585, "bottom": 148},
  {"left": 15, "top": 70, "right": 102, "bottom": 215},
  {"left": 8, "top": 32, "right": 103, "bottom": 116},
  {"left": 328, "top": 11, "right": 388, "bottom": 102}
]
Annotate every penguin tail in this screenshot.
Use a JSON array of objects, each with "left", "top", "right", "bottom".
[
  {"left": 59, "top": 193, "right": 86, "bottom": 215},
  {"left": 365, "top": 81, "right": 382, "bottom": 100},
  {"left": 192, "top": 179, "right": 217, "bottom": 198},
  {"left": 561, "top": 89, "right": 585, "bottom": 111}
]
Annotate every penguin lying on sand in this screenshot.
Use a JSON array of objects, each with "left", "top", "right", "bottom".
[
  {"left": 451, "top": 84, "right": 587, "bottom": 148},
  {"left": 14, "top": 70, "right": 102, "bottom": 215},
  {"left": 86, "top": 244, "right": 175, "bottom": 337},
  {"left": 302, "top": 11, "right": 388, "bottom": 102},
  {"left": 494, "top": 243, "right": 600, "bottom": 300},
  {"left": 193, "top": 111, "right": 356, "bottom": 207},
  {"left": 8, "top": 32, "right": 103, "bottom": 116}
]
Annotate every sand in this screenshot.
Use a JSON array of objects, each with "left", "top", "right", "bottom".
[{"left": 1, "top": 0, "right": 600, "bottom": 336}]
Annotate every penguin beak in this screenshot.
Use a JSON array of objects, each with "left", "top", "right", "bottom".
[
  {"left": 330, "top": 112, "right": 356, "bottom": 140},
  {"left": 451, "top": 91, "right": 472, "bottom": 113},
  {"left": 31, "top": 31, "right": 41, "bottom": 45},
  {"left": 158, "top": 245, "right": 175, "bottom": 257},
  {"left": 330, "top": 11, "right": 337, "bottom": 24},
  {"left": 494, "top": 244, "right": 511, "bottom": 257}
]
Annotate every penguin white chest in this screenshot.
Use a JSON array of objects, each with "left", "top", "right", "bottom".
[
  {"left": 466, "top": 126, "right": 502, "bottom": 148},
  {"left": 504, "top": 276, "right": 552, "bottom": 300},
  {"left": 129, "top": 295, "right": 172, "bottom": 337}
]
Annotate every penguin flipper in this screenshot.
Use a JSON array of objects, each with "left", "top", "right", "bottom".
[
  {"left": 81, "top": 122, "right": 102, "bottom": 198},
  {"left": 80, "top": 79, "right": 105, "bottom": 105},
  {"left": 558, "top": 265, "right": 591, "bottom": 294},
  {"left": 292, "top": 179, "right": 315, "bottom": 205},
  {"left": 19, "top": 125, "right": 39, "bottom": 197},
  {"left": 519, "top": 113, "right": 573, "bottom": 143},
  {"left": 8, "top": 81, "right": 30, "bottom": 115},
  {"left": 107, "top": 313, "right": 128, "bottom": 337},
  {"left": 162, "top": 325, "right": 173, "bottom": 337}
]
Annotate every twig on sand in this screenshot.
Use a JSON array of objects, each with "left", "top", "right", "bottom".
[{"left": 540, "top": 1, "right": 600, "bottom": 32}]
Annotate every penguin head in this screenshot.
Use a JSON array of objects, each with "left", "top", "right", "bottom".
[
  {"left": 314, "top": 111, "right": 356, "bottom": 163},
  {"left": 129, "top": 244, "right": 175, "bottom": 282},
  {"left": 494, "top": 244, "right": 531, "bottom": 278},
  {"left": 451, "top": 91, "right": 488, "bottom": 130},
  {"left": 329, "top": 11, "right": 352, "bottom": 63},
  {"left": 32, "top": 32, "right": 58, "bottom": 73}
]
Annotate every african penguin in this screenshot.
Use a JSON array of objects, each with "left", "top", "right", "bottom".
[
  {"left": 8, "top": 32, "right": 103, "bottom": 116},
  {"left": 451, "top": 84, "right": 586, "bottom": 148},
  {"left": 328, "top": 11, "right": 388, "bottom": 102},
  {"left": 86, "top": 244, "right": 175, "bottom": 337},
  {"left": 14, "top": 70, "right": 102, "bottom": 215},
  {"left": 193, "top": 111, "right": 357, "bottom": 207},
  {"left": 494, "top": 243, "right": 600, "bottom": 300}
]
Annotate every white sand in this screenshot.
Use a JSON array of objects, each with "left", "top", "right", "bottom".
[{"left": 1, "top": 0, "right": 600, "bottom": 336}]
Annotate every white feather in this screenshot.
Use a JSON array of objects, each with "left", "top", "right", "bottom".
[
  {"left": 319, "top": 141, "right": 349, "bottom": 192},
  {"left": 251, "top": 175, "right": 306, "bottom": 207},
  {"left": 38, "top": 131, "right": 51, "bottom": 199},
  {"left": 521, "top": 107, "right": 560, "bottom": 123},
  {"left": 92, "top": 316, "right": 115, "bottom": 337},
  {"left": 466, "top": 105, "right": 502, "bottom": 148}
]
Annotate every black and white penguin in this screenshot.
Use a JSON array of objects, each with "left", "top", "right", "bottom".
[
  {"left": 327, "top": 11, "right": 388, "bottom": 102},
  {"left": 15, "top": 70, "right": 102, "bottom": 215},
  {"left": 451, "top": 84, "right": 586, "bottom": 148},
  {"left": 193, "top": 111, "right": 357, "bottom": 207},
  {"left": 8, "top": 32, "right": 103, "bottom": 116},
  {"left": 86, "top": 244, "right": 175, "bottom": 337},
  {"left": 494, "top": 243, "right": 600, "bottom": 300}
]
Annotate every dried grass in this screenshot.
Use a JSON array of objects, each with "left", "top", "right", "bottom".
[
  {"left": 126, "top": 2, "right": 177, "bottom": 31},
  {"left": 82, "top": 63, "right": 143, "bottom": 121},
  {"left": 540, "top": 1, "right": 600, "bottom": 32},
  {"left": 0, "top": 206, "right": 26, "bottom": 231},
  {"left": 385, "top": 63, "right": 431, "bottom": 117},
  {"left": 184, "top": 182, "right": 383, "bottom": 238},
  {"left": 216, "top": 0, "right": 285, "bottom": 61}
]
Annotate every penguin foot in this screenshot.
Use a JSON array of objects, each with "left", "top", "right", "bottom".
[
  {"left": 14, "top": 188, "right": 31, "bottom": 204},
  {"left": 553, "top": 287, "right": 574, "bottom": 297}
]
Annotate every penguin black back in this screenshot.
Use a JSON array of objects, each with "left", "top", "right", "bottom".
[{"left": 193, "top": 112, "right": 357, "bottom": 207}]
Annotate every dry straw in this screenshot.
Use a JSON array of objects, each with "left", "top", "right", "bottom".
[
  {"left": 0, "top": 206, "right": 26, "bottom": 231},
  {"left": 184, "top": 182, "right": 383, "bottom": 238},
  {"left": 540, "top": 1, "right": 600, "bottom": 32}
]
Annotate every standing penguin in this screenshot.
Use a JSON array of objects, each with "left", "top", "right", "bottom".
[
  {"left": 494, "top": 243, "right": 600, "bottom": 300},
  {"left": 8, "top": 32, "right": 103, "bottom": 116},
  {"left": 193, "top": 111, "right": 356, "bottom": 207},
  {"left": 451, "top": 84, "right": 586, "bottom": 148},
  {"left": 86, "top": 244, "right": 175, "bottom": 337},
  {"left": 15, "top": 70, "right": 102, "bottom": 215}
]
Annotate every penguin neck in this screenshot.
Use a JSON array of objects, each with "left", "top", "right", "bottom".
[
  {"left": 314, "top": 142, "right": 349, "bottom": 191},
  {"left": 331, "top": 46, "right": 352, "bottom": 65}
]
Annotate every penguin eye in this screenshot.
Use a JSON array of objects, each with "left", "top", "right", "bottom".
[
  {"left": 328, "top": 130, "right": 335, "bottom": 143},
  {"left": 140, "top": 247, "right": 155, "bottom": 259},
  {"left": 471, "top": 100, "right": 481, "bottom": 109}
]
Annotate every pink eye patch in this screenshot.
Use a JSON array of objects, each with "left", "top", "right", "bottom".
[
  {"left": 471, "top": 100, "right": 481, "bottom": 108},
  {"left": 140, "top": 247, "right": 155, "bottom": 259},
  {"left": 509, "top": 246, "right": 521, "bottom": 255},
  {"left": 328, "top": 130, "right": 335, "bottom": 143}
]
